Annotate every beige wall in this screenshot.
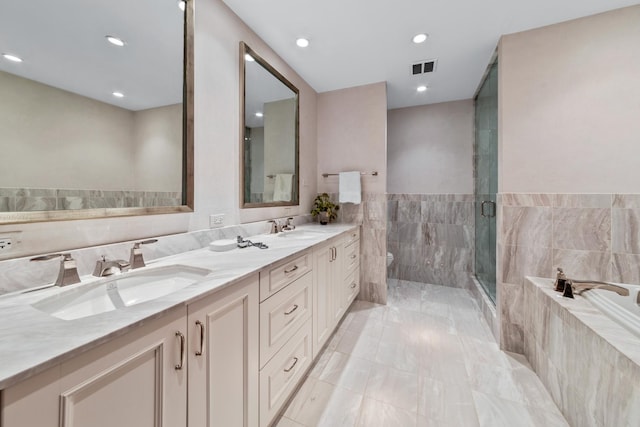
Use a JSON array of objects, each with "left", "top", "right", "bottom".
[
  {"left": 317, "top": 82, "right": 387, "bottom": 194},
  {"left": 132, "top": 104, "right": 183, "bottom": 192},
  {"left": 499, "top": 4, "right": 640, "bottom": 193},
  {"left": 387, "top": 100, "right": 474, "bottom": 194},
  {"left": 0, "top": 0, "right": 318, "bottom": 259},
  {"left": 0, "top": 70, "right": 135, "bottom": 190}
]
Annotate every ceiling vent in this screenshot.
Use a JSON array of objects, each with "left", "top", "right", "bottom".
[{"left": 412, "top": 59, "right": 437, "bottom": 75}]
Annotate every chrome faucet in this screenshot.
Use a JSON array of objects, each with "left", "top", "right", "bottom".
[
  {"left": 129, "top": 239, "right": 158, "bottom": 269},
  {"left": 282, "top": 217, "right": 296, "bottom": 231},
  {"left": 562, "top": 278, "right": 630, "bottom": 299},
  {"left": 30, "top": 253, "right": 81, "bottom": 287},
  {"left": 93, "top": 256, "right": 130, "bottom": 277},
  {"left": 267, "top": 220, "right": 281, "bottom": 234}
]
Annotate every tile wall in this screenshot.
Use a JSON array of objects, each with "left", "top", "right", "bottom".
[
  {"left": 386, "top": 194, "right": 475, "bottom": 289},
  {"left": 498, "top": 193, "right": 640, "bottom": 353},
  {"left": 0, "top": 188, "right": 182, "bottom": 211}
]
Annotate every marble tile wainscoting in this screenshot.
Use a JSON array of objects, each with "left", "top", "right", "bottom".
[
  {"left": 0, "top": 188, "right": 182, "bottom": 212},
  {"left": 524, "top": 277, "right": 640, "bottom": 427},
  {"left": 387, "top": 194, "right": 475, "bottom": 289},
  {"left": 498, "top": 193, "right": 640, "bottom": 353},
  {"left": 325, "top": 192, "right": 387, "bottom": 304}
]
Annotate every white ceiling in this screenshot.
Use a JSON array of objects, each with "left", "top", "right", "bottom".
[
  {"left": 222, "top": 0, "right": 640, "bottom": 109},
  {"left": 0, "top": 0, "right": 183, "bottom": 111}
]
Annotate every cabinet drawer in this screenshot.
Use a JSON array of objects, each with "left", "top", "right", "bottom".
[
  {"left": 344, "top": 269, "right": 360, "bottom": 306},
  {"left": 259, "top": 319, "right": 312, "bottom": 427},
  {"left": 344, "top": 240, "right": 360, "bottom": 274},
  {"left": 260, "top": 272, "right": 312, "bottom": 368},
  {"left": 343, "top": 228, "right": 360, "bottom": 247},
  {"left": 260, "top": 251, "right": 311, "bottom": 302}
]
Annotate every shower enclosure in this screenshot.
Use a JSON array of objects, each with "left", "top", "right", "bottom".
[{"left": 474, "top": 61, "right": 498, "bottom": 303}]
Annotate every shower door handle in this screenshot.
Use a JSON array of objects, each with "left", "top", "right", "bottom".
[{"left": 481, "top": 201, "right": 496, "bottom": 218}]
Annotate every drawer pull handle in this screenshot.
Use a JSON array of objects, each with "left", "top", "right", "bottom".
[
  {"left": 284, "top": 304, "right": 299, "bottom": 315},
  {"left": 284, "top": 265, "right": 299, "bottom": 274},
  {"left": 175, "top": 331, "right": 185, "bottom": 370},
  {"left": 284, "top": 357, "right": 299, "bottom": 373},
  {"left": 350, "top": 254, "right": 357, "bottom": 259},
  {"left": 195, "top": 320, "right": 205, "bottom": 356},
  {"left": 350, "top": 282, "right": 357, "bottom": 289}
]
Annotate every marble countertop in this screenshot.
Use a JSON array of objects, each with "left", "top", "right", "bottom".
[{"left": 0, "top": 224, "right": 357, "bottom": 390}]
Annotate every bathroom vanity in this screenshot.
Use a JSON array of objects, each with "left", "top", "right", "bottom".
[{"left": 0, "top": 224, "right": 360, "bottom": 427}]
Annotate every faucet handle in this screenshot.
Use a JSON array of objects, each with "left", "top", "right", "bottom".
[
  {"left": 130, "top": 239, "right": 157, "bottom": 269},
  {"left": 283, "top": 217, "right": 295, "bottom": 231},
  {"left": 132, "top": 239, "right": 158, "bottom": 249},
  {"left": 267, "top": 220, "right": 279, "bottom": 234},
  {"left": 30, "top": 253, "right": 80, "bottom": 287}
]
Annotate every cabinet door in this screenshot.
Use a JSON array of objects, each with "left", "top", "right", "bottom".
[
  {"left": 187, "top": 275, "right": 259, "bottom": 427},
  {"left": 312, "top": 240, "right": 335, "bottom": 358},
  {"left": 2, "top": 307, "right": 189, "bottom": 427},
  {"left": 331, "top": 239, "right": 346, "bottom": 324}
]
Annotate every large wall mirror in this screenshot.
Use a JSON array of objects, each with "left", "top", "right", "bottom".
[
  {"left": 0, "top": 0, "right": 194, "bottom": 225},
  {"left": 240, "top": 42, "right": 299, "bottom": 208}
]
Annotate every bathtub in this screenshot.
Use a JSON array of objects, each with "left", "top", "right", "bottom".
[
  {"left": 582, "top": 283, "right": 640, "bottom": 338},
  {"left": 524, "top": 277, "right": 640, "bottom": 427}
]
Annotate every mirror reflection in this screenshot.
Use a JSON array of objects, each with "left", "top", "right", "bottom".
[
  {"left": 0, "top": 0, "right": 191, "bottom": 221},
  {"left": 241, "top": 43, "right": 299, "bottom": 207}
]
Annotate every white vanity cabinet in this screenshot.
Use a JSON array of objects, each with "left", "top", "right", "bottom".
[
  {"left": 1, "top": 306, "right": 188, "bottom": 427},
  {"left": 187, "top": 274, "right": 259, "bottom": 427}
]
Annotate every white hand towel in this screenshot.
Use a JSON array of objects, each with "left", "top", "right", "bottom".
[
  {"left": 339, "top": 171, "right": 361, "bottom": 204},
  {"left": 273, "top": 174, "right": 293, "bottom": 201}
]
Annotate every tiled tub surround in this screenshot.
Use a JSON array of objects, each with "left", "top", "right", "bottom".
[
  {"left": 524, "top": 277, "right": 640, "bottom": 427},
  {"left": 0, "top": 187, "right": 182, "bottom": 211},
  {"left": 0, "top": 219, "right": 356, "bottom": 389},
  {"left": 387, "top": 194, "right": 475, "bottom": 289},
  {"left": 324, "top": 192, "right": 387, "bottom": 305},
  {"left": 498, "top": 193, "right": 640, "bottom": 353}
]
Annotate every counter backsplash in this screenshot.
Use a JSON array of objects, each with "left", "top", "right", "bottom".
[{"left": 0, "top": 215, "right": 312, "bottom": 295}]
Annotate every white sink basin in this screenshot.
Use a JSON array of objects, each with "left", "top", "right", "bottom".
[
  {"left": 32, "top": 265, "right": 211, "bottom": 320},
  {"left": 276, "top": 229, "right": 325, "bottom": 240}
]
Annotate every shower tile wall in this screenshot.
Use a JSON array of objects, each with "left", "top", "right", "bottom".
[
  {"left": 498, "top": 193, "right": 640, "bottom": 353},
  {"left": 326, "top": 192, "right": 388, "bottom": 305},
  {"left": 387, "top": 193, "right": 475, "bottom": 289}
]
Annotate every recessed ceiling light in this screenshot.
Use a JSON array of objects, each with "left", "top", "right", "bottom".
[
  {"left": 255, "top": 112, "right": 263, "bottom": 118},
  {"left": 106, "top": 36, "right": 125, "bottom": 47},
  {"left": 112, "top": 92, "right": 124, "bottom": 98},
  {"left": 245, "top": 53, "right": 255, "bottom": 62},
  {"left": 412, "top": 33, "right": 428, "bottom": 44},
  {"left": 296, "top": 38, "right": 309, "bottom": 48},
  {"left": 417, "top": 85, "right": 428, "bottom": 93},
  {"left": 178, "top": 1, "right": 186, "bottom": 11},
  {"left": 2, "top": 53, "right": 22, "bottom": 63}
]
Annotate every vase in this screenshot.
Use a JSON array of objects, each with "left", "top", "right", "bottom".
[{"left": 319, "top": 211, "right": 329, "bottom": 225}]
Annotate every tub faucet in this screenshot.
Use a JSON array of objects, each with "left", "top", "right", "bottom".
[
  {"left": 30, "top": 253, "right": 81, "bottom": 287},
  {"left": 93, "top": 256, "right": 130, "bottom": 277},
  {"left": 562, "top": 278, "right": 630, "bottom": 299}
]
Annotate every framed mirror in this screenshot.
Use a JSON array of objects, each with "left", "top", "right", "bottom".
[
  {"left": 0, "top": 0, "right": 194, "bottom": 225},
  {"left": 240, "top": 42, "right": 299, "bottom": 208}
]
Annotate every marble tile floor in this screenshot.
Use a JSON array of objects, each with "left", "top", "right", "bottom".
[{"left": 274, "top": 279, "right": 569, "bottom": 427}]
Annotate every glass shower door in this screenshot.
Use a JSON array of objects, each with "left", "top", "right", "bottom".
[{"left": 474, "top": 62, "right": 498, "bottom": 303}]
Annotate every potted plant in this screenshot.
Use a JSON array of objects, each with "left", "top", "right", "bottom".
[{"left": 311, "top": 193, "right": 339, "bottom": 225}]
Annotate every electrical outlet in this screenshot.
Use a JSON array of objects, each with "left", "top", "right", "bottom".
[
  {"left": 209, "top": 214, "right": 225, "bottom": 228},
  {"left": 0, "top": 237, "right": 13, "bottom": 252}
]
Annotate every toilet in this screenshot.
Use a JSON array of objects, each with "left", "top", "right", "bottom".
[{"left": 386, "top": 252, "right": 394, "bottom": 267}]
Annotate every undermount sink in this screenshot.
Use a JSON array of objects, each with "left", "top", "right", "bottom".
[
  {"left": 276, "top": 229, "right": 325, "bottom": 240},
  {"left": 32, "top": 265, "right": 211, "bottom": 320}
]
